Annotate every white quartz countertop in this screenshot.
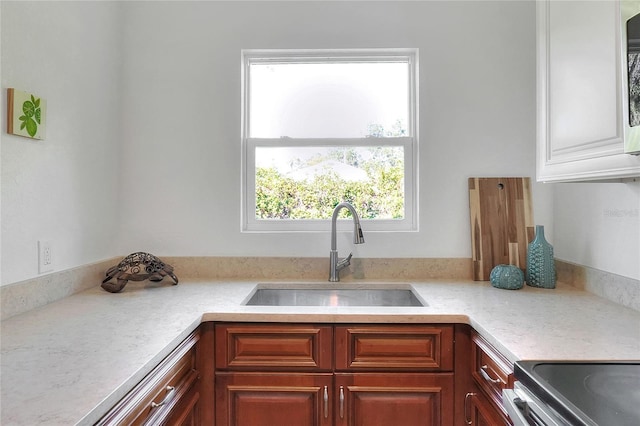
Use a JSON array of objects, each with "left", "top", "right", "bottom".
[{"left": 1, "top": 279, "right": 639, "bottom": 425}]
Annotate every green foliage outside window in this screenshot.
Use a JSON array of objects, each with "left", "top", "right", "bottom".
[
  {"left": 255, "top": 146, "right": 405, "bottom": 220},
  {"left": 255, "top": 121, "right": 408, "bottom": 220}
]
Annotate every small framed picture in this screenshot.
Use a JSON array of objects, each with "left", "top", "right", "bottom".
[{"left": 7, "top": 88, "right": 47, "bottom": 140}]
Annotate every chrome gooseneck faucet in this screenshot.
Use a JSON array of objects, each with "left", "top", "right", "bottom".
[{"left": 329, "top": 202, "right": 365, "bottom": 282}]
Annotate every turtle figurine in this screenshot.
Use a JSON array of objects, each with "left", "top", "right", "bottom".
[{"left": 102, "top": 252, "right": 178, "bottom": 293}]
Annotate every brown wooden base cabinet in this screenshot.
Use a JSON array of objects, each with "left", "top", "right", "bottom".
[
  {"left": 467, "top": 331, "right": 514, "bottom": 425},
  {"left": 98, "top": 322, "right": 517, "bottom": 426},
  {"left": 97, "top": 330, "right": 201, "bottom": 426},
  {"left": 214, "top": 323, "right": 455, "bottom": 426}
]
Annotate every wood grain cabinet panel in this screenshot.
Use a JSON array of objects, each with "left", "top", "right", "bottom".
[
  {"left": 213, "top": 323, "right": 456, "bottom": 426},
  {"left": 215, "top": 372, "right": 333, "bottom": 426},
  {"left": 215, "top": 323, "right": 333, "bottom": 370},
  {"left": 471, "top": 331, "right": 514, "bottom": 424},
  {"left": 97, "top": 331, "right": 200, "bottom": 426},
  {"left": 335, "top": 325, "right": 454, "bottom": 371},
  {"left": 335, "top": 373, "right": 454, "bottom": 426},
  {"left": 465, "top": 391, "right": 508, "bottom": 426},
  {"left": 164, "top": 388, "right": 200, "bottom": 426}
]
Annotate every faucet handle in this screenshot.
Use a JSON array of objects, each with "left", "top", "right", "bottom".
[{"left": 337, "top": 253, "right": 353, "bottom": 269}]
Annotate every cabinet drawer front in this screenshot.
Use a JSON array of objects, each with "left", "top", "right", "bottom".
[
  {"left": 98, "top": 331, "right": 199, "bottom": 426},
  {"left": 471, "top": 332, "right": 514, "bottom": 416},
  {"left": 335, "top": 325, "right": 454, "bottom": 371},
  {"left": 215, "top": 323, "right": 333, "bottom": 370}
]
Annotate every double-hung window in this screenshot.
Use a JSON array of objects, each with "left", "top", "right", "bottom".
[{"left": 242, "top": 48, "right": 418, "bottom": 232}]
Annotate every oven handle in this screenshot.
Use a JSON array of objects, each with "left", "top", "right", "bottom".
[{"left": 503, "top": 388, "right": 545, "bottom": 426}]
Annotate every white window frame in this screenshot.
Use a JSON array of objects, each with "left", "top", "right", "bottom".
[{"left": 241, "top": 48, "right": 419, "bottom": 232}]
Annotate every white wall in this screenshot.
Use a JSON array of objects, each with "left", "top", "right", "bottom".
[
  {"left": 22, "top": 1, "right": 639, "bottom": 288},
  {"left": 0, "top": 2, "right": 3, "bottom": 287},
  {"left": 554, "top": 181, "right": 640, "bottom": 280},
  {"left": 117, "top": 1, "right": 551, "bottom": 260},
  {"left": 1, "top": 1, "right": 123, "bottom": 285}
]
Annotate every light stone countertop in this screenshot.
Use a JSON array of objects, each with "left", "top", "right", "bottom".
[{"left": 1, "top": 279, "right": 639, "bottom": 425}]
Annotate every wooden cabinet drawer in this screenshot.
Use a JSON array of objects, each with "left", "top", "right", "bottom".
[
  {"left": 335, "top": 325, "right": 454, "bottom": 371},
  {"left": 215, "top": 323, "right": 333, "bottom": 370},
  {"left": 471, "top": 331, "right": 514, "bottom": 419},
  {"left": 97, "top": 331, "right": 200, "bottom": 426}
]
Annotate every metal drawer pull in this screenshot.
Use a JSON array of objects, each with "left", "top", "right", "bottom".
[
  {"left": 339, "top": 386, "right": 345, "bottom": 419},
  {"left": 323, "top": 386, "right": 329, "bottom": 418},
  {"left": 480, "top": 365, "right": 502, "bottom": 384},
  {"left": 150, "top": 386, "right": 175, "bottom": 408},
  {"left": 464, "top": 392, "right": 475, "bottom": 425}
]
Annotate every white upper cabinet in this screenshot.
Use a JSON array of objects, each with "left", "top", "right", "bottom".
[{"left": 537, "top": 0, "right": 640, "bottom": 182}]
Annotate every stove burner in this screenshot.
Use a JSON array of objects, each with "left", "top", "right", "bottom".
[{"left": 585, "top": 371, "right": 640, "bottom": 421}]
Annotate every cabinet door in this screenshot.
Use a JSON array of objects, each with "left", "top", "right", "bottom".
[
  {"left": 537, "top": 0, "right": 640, "bottom": 181},
  {"left": 215, "top": 372, "right": 333, "bottom": 426},
  {"left": 465, "top": 392, "right": 509, "bottom": 426},
  {"left": 335, "top": 373, "right": 454, "bottom": 426}
]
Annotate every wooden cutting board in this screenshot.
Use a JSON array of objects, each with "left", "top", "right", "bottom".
[{"left": 469, "top": 177, "right": 534, "bottom": 281}]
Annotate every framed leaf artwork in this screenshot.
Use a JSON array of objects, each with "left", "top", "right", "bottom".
[{"left": 7, "top": 88, "right": 47, "bottom": 140}]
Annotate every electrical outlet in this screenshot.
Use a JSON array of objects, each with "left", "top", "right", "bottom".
[{"left": 38, "top": 240, "right": 53, "bottom": 274}]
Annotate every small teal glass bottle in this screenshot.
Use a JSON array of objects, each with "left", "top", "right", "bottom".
[{"left": 526, "top": 225, "right": 556, "bottom": 289}]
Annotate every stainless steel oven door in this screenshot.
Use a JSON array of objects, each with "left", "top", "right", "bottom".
[{"left": 503, "top": 383, "right": 571, "bottom": 426}]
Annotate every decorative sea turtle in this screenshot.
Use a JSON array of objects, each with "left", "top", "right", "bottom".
[{"left": 102, "top": 252, "right": 178, "bottom": 293}]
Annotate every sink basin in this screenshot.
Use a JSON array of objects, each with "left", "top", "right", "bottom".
[{"left": 243, "top": 284, "right": 426, "bottom": 307}]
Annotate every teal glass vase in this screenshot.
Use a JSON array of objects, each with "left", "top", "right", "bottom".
[{"left": 526, "top": 225, "right": 556, "bottom": 289}]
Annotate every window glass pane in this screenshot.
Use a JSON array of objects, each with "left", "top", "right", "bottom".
[
  {"left": 255, "top": 146, "right": 404, "bottom": 220},
  {"left": 249, "top": 62, "right": 409, "bottom": 138}
]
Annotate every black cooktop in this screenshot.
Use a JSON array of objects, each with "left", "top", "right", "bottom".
[{"left": 515, "top": 361, "right": 640, "bottom": 426}]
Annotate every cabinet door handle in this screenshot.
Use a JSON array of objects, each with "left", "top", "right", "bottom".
[
  {"left": 150, "top": 385, "right": 175, "bottom": 408},
  {"left": 480, "top": 365, "right": 502, "bottom": 384},
  {"left": 339, "top": 386, "right": 345, "bottom": 419},
  {"left": 323, "top": 386, "right": 329, "bottom": 419},
  {"left": 464, "top": 392, "right": 475, "bottom": 425}
]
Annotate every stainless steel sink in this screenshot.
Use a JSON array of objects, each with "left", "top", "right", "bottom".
[{"left": 243, "top": 284, "right": 426, "bottom": 307}]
